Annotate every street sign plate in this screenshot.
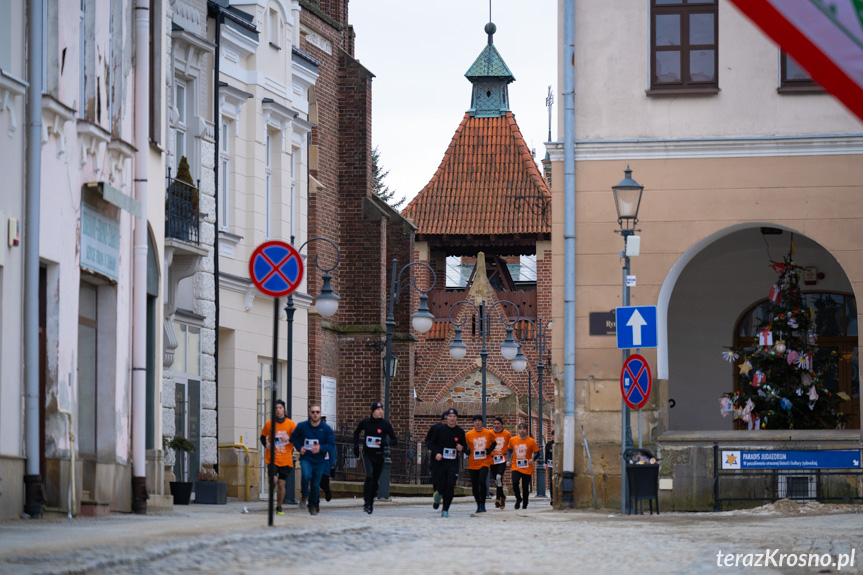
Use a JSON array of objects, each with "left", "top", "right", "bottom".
[
  {"left": 620, "top": 353, "right": 652, "bottom": 410},
  {"left": 249, "top": 240, "right": 304, "bottom": 298},
  {"left": 615, "top": 306, "right": 657, "bottom": 349}
]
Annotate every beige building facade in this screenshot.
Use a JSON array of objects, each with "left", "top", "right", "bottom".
[{"left": 549, "top": 0, "right": 863, "bottom": 509}]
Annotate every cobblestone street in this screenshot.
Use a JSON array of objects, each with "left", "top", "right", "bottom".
[{"left": 1, "top": 498, "right": 861, "bottom": 575}]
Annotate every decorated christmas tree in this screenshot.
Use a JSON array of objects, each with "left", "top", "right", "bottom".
[{"left": 719, "top": 252, "right": 848, "bottom": 430}]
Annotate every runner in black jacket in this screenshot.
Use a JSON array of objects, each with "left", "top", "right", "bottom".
[
  {"left": 353, "top": 401, "right": 397, "bottom": 514},
  {"left": 427, "top": 407, "right": 465, "bottom": 517},
  {"left": 424, "top": 412, "right": 447, "bottom": 509}
]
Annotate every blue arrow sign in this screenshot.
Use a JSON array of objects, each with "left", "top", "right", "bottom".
[{"left": 616, "top": 306, "right": 657, "bottom": 349}]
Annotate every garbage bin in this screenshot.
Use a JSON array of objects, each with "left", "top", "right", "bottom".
[{"left": 626, "top": 449, "right": 659, "bottom": 515}]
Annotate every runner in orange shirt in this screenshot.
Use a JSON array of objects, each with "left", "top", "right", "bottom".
[
  {"left": 507, "top": 422, "right": 540, "bottom": 509},
  {"left": 489, "top": 416, "right": 512, "bottom": 509},
  {"left": 465, "top": 415, "right": 496, "bottom": 513},
  {"left": 260, "top": 400, "right": 296, "bottom": 515}
]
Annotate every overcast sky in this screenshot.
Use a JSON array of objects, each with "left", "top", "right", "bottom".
[{"left": 350, "top": 1, "right": 558, "bottom": 207}]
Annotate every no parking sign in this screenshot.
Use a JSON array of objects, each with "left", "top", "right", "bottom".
[
  {"left": 620, "top": 353, "right": 652, "bottom": 410},
  {"left": 249, "top": 240, "right": 304, "bottom": 297}
]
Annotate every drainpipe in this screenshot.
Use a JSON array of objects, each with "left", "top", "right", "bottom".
[
  {"left": 208, "top": 0, "right": 257, "bottom": 474},
  {"left": 212, "top": 4, "right": 223, "bottom": 474},
  {"left": 23, "top": 0, "right": 44, "bottom": 519},
  {"left": 131, "top": 0, "right": 150, "bottom": 514},
  {"left": 561, "top": 0, "right": 576, "bottom": 509}
]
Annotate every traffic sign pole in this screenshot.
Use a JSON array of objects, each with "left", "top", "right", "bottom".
[
  {"left": 249, "top": 241, "right": 305, "bottom": 527},
  {"left": 620, "top": 253, "right": 633, "bottom": 515}
]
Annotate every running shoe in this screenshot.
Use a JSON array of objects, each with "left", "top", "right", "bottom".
[
  {"left": 299, "top": 496, "right": 307, "bottom": 509},
  {"left": 494, "top": 498, "right": 501, "bottom": 509},
  {"left": 309, "top": 506, "right": 318, "bottom": 516},
  {"left": 432, "top": 491, "right": 441, "bottom": 510},
  {"left": 441, "top": 510, "right": 449, "bottom": 518},
  {"left": 363, "top": 503, "right": 372, "bottom": 514},
  {"left": 275, "top": 506, "right": 284, "bottom": 515}
]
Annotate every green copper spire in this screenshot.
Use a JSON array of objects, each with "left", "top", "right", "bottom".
[{"left": 465, "top": 22, "right": 515, "bottom": 118}]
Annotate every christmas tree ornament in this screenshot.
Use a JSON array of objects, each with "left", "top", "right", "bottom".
[
  {"left": 773, "top": 340, "right": 786, "bottom": 354},
  {"left": 738, "top": 359, "right": 753, "bottom": 375},
  {"left": 758, "top": 328, "right": 773, "bottom": 346},
  {"left": 722, "top": 351, "right": 739, "bottom": 363},
  {"left": 768, "top": 284, "right": 782, "bottom": 303},
  {"left": 808, "top": 386, "right": 819, "bottom": 402},
  {"left": 752, "top": 371, "right": 766, "bottom": 387}
]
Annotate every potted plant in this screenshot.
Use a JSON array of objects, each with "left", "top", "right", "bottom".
[
  {"left": 165, "top": 436, "right": 196, "bottom": 505},
  {"left": 194, "top": 468, "right": 228, "bottom": 505}
]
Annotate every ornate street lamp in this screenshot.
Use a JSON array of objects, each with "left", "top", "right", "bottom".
[
  {"left": 612, "top": 166, "right": 643, "bottom": 515},
  {"left": 379, "top": 259, "right": 437, "bottom": 499},
  {"left": 448, "top": 299, "right": 522, "bottom": 424}
]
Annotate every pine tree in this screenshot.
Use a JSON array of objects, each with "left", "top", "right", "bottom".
[
  {"left": 719, "top": 254, "right": 847, "bottom": 430},
  {"left": 372, "top": 146, "right": 406, "bottom": 210}
]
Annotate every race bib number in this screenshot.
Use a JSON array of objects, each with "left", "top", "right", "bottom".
[
  {"left": 442, "top": 447, "right": 457, "bottom": 460},
  {"left": 493, "top": 454, "right": 506, "bottom": 465},
  {"left": 275, "top": 431, "right": 290, "bottom": 449},
  {"left": 516, "top": 459, "right": 529, "bottom": 469},
  {"left": 366, "top": 436, "right": 382, "bottom": 448},
  {"left": 473, "top": 449, "right": 486, "bottom": 460},
  {"left": 304, "top": 439, "right": 319, "bottom": 450}
]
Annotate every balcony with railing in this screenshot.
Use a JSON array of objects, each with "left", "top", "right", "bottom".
[{"left": 165, "top": 172, "right": 200, "bottom": 245}]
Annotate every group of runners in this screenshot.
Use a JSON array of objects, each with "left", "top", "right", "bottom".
[
  {"left": 262, "top": 401, "right": 546, "bottom": 518},
  {"left": 425, "top": 408, "right": 541, "bottom": 517}
]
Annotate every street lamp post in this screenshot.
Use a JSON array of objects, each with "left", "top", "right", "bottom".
[
  {"left": 448, "top": 299, "right": 522, "bottom": 424},
  {"left": 612, "top": 166, "right": 644, "bottom": 515},
  {"left": 282, "top": 236, "right": 340, "bottom": 508},
  {"left": 378, "top": 259, "right": 437, "bottom": 500},
  {"left": 511, "top": 318, "right": 552, "bottom": 497}
]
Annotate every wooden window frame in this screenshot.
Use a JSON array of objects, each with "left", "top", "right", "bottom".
[
  {"left": 778, "top": 51, "right": 824, "bottom": 94},
  {"left": 648, "top": 0, "right": 719, "bottom": 95}
]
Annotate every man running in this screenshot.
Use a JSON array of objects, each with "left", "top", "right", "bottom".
[
  {"left": 319, "top": 416, "right": 336, "bottom": 503},
  {"left": 289, "top": 405, "right": 335, "bottom": 516},
  {"left": 353, "top": 401, "right": 398, "bottom": 514},
  {"left": 465, "top": 415, "right": 496, "bottom": 513},
  {"left": 489, "top": 416, "right": 511, "bottom": 509},
  {"left": 507, "top": 422, "right": 540, "bottom": 509},
  {"left": 545, "top": 428, "right": 555, "bottom": 505},
  {"left": 260, "top": 399, "right": 295, "bottom": 515},
  {"left": 427, "top": 407, "right": 465, "bottom": 517},
  {"left": 425, "top": 412, "right": 447, "bottom": 509}
]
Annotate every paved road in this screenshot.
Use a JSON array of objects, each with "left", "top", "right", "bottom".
[{"left": 1, "top": 498, "right": 861, "bottom": 574}]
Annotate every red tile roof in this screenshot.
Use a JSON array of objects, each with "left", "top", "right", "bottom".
[{"left": 401, "top": 112, "right": 551, "bottom": 238}]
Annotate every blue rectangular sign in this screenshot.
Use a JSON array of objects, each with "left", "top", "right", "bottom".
[
  {"left": 721, "top": 450, "right": 861, "bottom": 470},
  {"left": 615, "top": 306, "right": 657, "bottom": 349}
]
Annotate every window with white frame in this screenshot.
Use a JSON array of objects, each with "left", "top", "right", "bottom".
[
  {"left": 175, "top": 81, "right": 187, "bottom": 171},
  {"left": 290, "top": 150, "right": 296, "bottom": 238},
  {"left": 266, "top": 132, "right": 272, "bottom": 238},
  {"left": 220, "top": 120, "right": 231, "bottom": 230},
  {"left": 269, "top": 9, "right": 280, "bottom": 48}
]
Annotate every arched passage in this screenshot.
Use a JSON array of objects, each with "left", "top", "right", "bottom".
[{"left": 657, "top": 225, "right": 859, "bottom": 430}]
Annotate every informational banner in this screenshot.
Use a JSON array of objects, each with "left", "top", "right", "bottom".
[
  {"left": 80, "top": 204, "right": 120, "bottom": 281},
  {"left": 321, "top": 376, "right": 337, "bottom": 427},
  {"left": 728, "top": 0, "right": 863, "bottom": 121},
  {"left": 721, "top": 449, "right": 861, "bottom": 470}
]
